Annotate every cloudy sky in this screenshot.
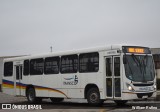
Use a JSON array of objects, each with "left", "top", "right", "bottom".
[{"left": 0, "top": 0, "right": 160, "bottom": 56}]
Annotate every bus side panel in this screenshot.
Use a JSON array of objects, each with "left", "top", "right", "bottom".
[
  {"left": 44, "top": 74, "right": 62, "bottom": 98},
  {"left": 28, "top": 75, "right": 46, "bottom": 97},
  {"left": 2, "top": 77, "right": 15, "bottom": 96},
  {"left": 20, "top": 75, "right": 30, "bottom": 96},
  {"left": 80, "top": 52, "right": 105, "bottom": 99},
  {"left": 64, "top": 89, "right": 83, "bottom": 98},
  {"left": 60, "top": 73, "right": 83, "bottom": 98},
  {"left": 80, "top": 73, "right": 104, "bottom": 99}
]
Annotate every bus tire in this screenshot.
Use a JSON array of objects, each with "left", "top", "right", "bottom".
[
  {"left": 114, "top": 100, "right": 128, "bottom": 106},
  {"left": 87, "top": 88, "right": 104, "bottom": 106},
  {"left": 26, "top": 87, "right": 42, "bottom": 103},
  {"left": 50, "top": 98, "right": 64, "bottom": 103}
]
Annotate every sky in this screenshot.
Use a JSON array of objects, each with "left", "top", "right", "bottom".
[{"left": 0, "top": 0, "right": 160, "bottom": 56}]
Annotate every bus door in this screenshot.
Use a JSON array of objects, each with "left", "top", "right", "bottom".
[
  {"left": 106, "top": 56, "right": 121, "bottom": 98},
  {"left": 14, "top": 64, "right": 23, "bottom": 96}
]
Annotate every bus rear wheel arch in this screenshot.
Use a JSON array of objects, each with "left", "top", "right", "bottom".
[{"left": 26, "top": 86, "right": 42, "bottom": 103}]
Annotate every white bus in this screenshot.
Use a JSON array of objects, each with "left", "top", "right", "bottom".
[{"left": 2, "top": 45, "right": 156, "bottom": 105}]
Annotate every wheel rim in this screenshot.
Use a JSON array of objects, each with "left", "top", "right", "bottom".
[
  {"left": 29, "top": 90, "right": 34, "bottom": 101},
  {"left": 90, "top": 92, "right": 98, "bottom": 103}
]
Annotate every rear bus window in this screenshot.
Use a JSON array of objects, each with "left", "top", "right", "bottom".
[{"left": 4, "top": 62, "right": 13, "bottom": 77}]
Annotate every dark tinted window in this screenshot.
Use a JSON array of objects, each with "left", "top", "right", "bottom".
[
  {"left": 4, "top": 62, "right": 13, "bottom": 77},
  {"left": 23, "top": 60, "right": 29, "bottom": 75},
  {"left": 61, "top": 54, "right": 78, "bottom": 73},
  {"left": 79, "top": 52, "right": 99, "bottom": 73},
  {"left": 44, "top": 57, "right": 60, "bottom": 74},
  {"left": 114, "top": 57, "right": 120, "bottom": 76},
  {"left": 30, "top": 58, "right": 44, "bottom": 75},
  {"left": 16, "top": 66, "right": 22, "bottom": 80},
  {"left": 153, "top": 54, "right": 160, "bottom": 69},
  {"left": 106, "top": 58, "right": 112, "bottom": 76}
]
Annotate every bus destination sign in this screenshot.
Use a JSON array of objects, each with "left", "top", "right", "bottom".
[
  {"left": 128, "top": 48, "right": 144, "bottom": 53},
  {"left": 122, "top": 46, "right": 151, "bottom": 54}
]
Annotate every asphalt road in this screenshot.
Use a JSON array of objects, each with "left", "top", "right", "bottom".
[{"left": 0, "top": 92, "right": 160, "bottom": 112}]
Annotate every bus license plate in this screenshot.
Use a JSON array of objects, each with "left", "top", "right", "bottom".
[{"left": 143, "top": 96, "right": 148, "bottom": 98}]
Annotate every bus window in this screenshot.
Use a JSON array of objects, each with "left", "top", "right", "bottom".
[
  {"left": 61, "top": 54, "right": 78, "bottom": 73},
  {"left": 79, "top": 52, "right": 99, "bottom": 73},
  {"left": 30, "top": 58, "right": 44, "bottom": 75},
  {"left": 106, "top": 58, "right": 112, "bottom": 76},
  {"left": 114, "top": 57, "right": 120, "bottom": 76},
  {"left": 44, "top": 57, "right": 60, "bottom": 74},
  {"left": 23, "top": 60, "right": 29, "bottom": 75},
  {"left": 16, "top": 66, "right": 22, "bottom": 80},
  {"left": 4, "top": 62, "right": 13, "bottom": 77}
]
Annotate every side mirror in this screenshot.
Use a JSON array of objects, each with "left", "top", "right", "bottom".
[{"left": 123, "top": 55, "right": 127, "bottom": 64}]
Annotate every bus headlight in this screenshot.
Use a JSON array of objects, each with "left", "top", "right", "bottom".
[
  {"left": 128, "top": 85, "right": 133, "bottom": 91},
  {"left": 126, "top": 83, "right": 134, "bottom": 91},
  {"left": 154, "top": 85, "right": 156, "bottom": 89}
]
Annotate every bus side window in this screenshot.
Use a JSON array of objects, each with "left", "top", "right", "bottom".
[
  {"left": 44, "top": 57, "right": 60, "bottom": 74},
  {"left": 4, "top": 62, "right": 13, "bottom": 77},
  {"left": 79, "top": 52, "right": 99, "bottom": 73},
  {"left": 60, "top": 55, "right": 78, "bottom": 73},
  {"left": 23, "top": 60, "right": 29, "bottom": 75},
  {"left": 114, "top": 57, "right": 120, "bottom": 76},
  {"left": 30, "top": 58, "right": 44, "bottom": 75},
  {"left": 106, "top": 58, "right": 112, "bottom": 76}
]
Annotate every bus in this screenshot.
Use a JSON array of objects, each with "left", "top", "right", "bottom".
[{"left": 2, "top": 45, "right": 156, "bottom": 105}]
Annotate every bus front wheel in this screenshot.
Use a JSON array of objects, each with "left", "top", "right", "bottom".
[
  {"left": 87, "top": 88, "right": 104, "bottom": 106},
  {"left": 26, "top": 88, "right": 42, "bottom": 103}
]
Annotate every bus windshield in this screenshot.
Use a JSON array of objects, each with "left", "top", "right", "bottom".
[{"left": 124, "top": 55, "right": 155, "bottom": 82}]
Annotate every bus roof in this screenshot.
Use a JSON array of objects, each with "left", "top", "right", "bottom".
[{"left": 3, "top": 44, "right": 148, "bottom": 62}]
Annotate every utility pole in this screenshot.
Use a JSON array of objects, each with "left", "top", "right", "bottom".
[{"left": 50, "top": 46, "right": 52, "bottom": 52}]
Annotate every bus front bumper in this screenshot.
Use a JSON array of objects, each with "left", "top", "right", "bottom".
[{"left": 121, "top": 91, "right": 157, "bottom": 100}]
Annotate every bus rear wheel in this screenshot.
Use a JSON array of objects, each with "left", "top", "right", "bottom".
[
  {"left": 87, "top": 88, "right": 104, "bottom": 106},
  {"left": 26, "top": 88, "right": 42, "bottom": 103},
  {"left": 50, "top": 98, "right": 64, "bottom": 103}
]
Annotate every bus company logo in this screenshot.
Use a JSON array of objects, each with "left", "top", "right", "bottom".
[
  {"left": 139, "top": 87, "right": 153, "bottom": 91},
  {"left": 63, "top": 75, "right": 78, "bottom": 85}
]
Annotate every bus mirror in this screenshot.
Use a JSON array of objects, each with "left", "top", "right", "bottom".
[{"left": 123, "top": 55, "right": 127, "bottom": 64}]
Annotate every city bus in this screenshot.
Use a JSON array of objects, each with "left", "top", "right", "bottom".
[{"left": 2, "top": 45, "right": 156, "bottom": 105}]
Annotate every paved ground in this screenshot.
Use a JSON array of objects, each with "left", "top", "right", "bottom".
[{"left": 0, "top": 92, "right": 160, "bottom": 112}]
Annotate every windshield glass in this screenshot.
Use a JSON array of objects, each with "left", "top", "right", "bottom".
[{"left": 124, "top": 55, "right": 155, "bottom": 82}]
